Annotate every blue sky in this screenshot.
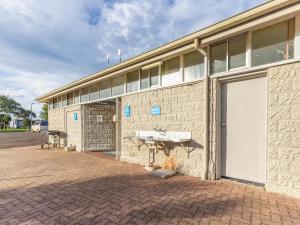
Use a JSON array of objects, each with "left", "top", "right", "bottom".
[{"left": 0, "top": 0, "right": 265, "bottom": 115}]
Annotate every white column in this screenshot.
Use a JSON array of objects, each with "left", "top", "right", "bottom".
[{"left": 295, "top": 14, "right": 300, "bottom": 59}]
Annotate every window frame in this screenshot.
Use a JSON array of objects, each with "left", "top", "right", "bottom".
[
  {"left": 161, "top": 56, "right": 182, "bottom": 87},
  {"left": 183, "top": 50, "right": 205, "bottom": 82},
  {"left": 251, "top": 19, "right": 295, "bottom": 67},
  {"left": 210, "top": 33, "right": 247, "bottom": 75}
]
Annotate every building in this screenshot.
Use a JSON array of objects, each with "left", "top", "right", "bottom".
[
  {"left": 36, "top": 0, "right": 300, "bottom": 198},
  {"left": 10, "top": 115, "right": 24, "bottom": 129}
]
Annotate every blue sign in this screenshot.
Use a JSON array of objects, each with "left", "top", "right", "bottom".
[
  {"left": 73, "top": 112, "right": 78, "bottom": 121},
  {"left": 125, "top": 106, "right": 131, "bottom": 118},
  {"left": 151, "top": 106, "right": 161, "bottom": 116}
]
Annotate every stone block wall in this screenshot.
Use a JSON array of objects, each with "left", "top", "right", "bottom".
[
  {"left": 48, "top": 105, "right": 82, "bottom": 150},
  {"left": 120, "top": 81, "right": 205, "bottom": 177},
  {"left": 83, "top": 104, "right": 115, "bottom": 151},
  {"left": 267, "top": 62, "right": 300, "bottom": 197}
]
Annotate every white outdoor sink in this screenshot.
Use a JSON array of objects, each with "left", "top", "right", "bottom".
[{"left": 135, "top": 131, "right": 192, "bottom": 144}]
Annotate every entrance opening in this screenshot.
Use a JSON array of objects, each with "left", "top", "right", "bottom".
[{"left": 82, "top": 98, "right": 121, "bottom": 157}]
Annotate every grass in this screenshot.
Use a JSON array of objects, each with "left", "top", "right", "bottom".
[{"left": 0, "top": 128, "right": 28, "bottom": 133}]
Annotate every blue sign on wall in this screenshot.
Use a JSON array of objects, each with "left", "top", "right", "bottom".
[
  {"left": 73, "top": 112, "right": 78, "bottom": 121},
  {"left": 125, "top": 106, "right": 131, "bottom": 118},
  {"left": 151, "top": 106, "right": 161, "bottom": 116}
]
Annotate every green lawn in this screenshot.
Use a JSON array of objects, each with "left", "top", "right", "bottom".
[{"left": 0, "top": 128, "right": 28, "bottom": 133}]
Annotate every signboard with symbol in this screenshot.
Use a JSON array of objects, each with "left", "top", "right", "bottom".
[{"left": 151, "top": 106, "right": 161, "bottom": 116}]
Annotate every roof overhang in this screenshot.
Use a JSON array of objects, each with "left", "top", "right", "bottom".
[{"left": 35, "top": 0, "right": 299, "bottom": 102}]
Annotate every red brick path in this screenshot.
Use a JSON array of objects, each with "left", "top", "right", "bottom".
[{"left": 0, "top": 146, "right": 299, "bottom": 225}]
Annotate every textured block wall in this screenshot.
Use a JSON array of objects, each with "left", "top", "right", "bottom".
[
  {"left": 83, "top": 104, "right": 115, "bottom": 151},
  {"left": 48, "top": 105, "right": 82, "bottom": 151},
  {"left": 267, "top": 62, "right": 300, "bottom": 197},
  {"left": 120, "top": 81, "right": 205, "bottom": 177}
]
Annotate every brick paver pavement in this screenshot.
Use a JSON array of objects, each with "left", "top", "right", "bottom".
[{"left": 0, "top": 146, "right": 299, "bottom": 225}]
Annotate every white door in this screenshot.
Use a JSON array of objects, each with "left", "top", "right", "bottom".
[{"left": 221, "top": 77, "right": 266, "bottom": 184}]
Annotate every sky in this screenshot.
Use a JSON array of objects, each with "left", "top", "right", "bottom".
[{"left": 0, "top": 0, "right": 265, "bottom": 116}]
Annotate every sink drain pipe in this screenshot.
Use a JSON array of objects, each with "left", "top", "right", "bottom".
[{"left": 194, "top": 38, "right": 209, "bottom": 180}]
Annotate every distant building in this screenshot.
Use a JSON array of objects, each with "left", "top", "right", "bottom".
[{"left": 10, "top": 115, "right": 24, "bottom": 128}]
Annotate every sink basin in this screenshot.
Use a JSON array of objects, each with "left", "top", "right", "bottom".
[{"left": 136, "top": 135, "right": 191, "bottom": 143}]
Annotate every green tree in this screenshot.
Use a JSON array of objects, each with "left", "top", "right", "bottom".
[
  {"left": 0, "top": 114, "right": 11, "bottom": 129},
  {"left": 0, "top": 95, "right": 36, "bottom": 129},
  {"left": 39, "top": 104, "right": 48, "bottom": 121},
  {"left": 0, "top": 95, "right": 21, "bottom": 114}
]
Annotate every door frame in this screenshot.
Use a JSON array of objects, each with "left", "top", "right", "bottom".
[{"left": 215, "top": 70, "right": 268, "bottom": 184}]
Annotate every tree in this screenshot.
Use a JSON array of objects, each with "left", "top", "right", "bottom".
[
  {"left": 39, "top": 104, "right": 48, "bottom": 121},
  {"left": 0, "top": 95, "right": 21, "bottom": 114},
  {"left": 0, "top": 114, "right": 11, "bottom": 129},
  {"left": 0, "top": 95, "right": 36, "bottom": 129}
]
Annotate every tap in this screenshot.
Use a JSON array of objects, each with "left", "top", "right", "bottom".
[{"left": 155, "top": 127, "right": 167, "bottom": 135}]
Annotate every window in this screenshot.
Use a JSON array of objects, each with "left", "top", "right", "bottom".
[
  {"left": 229, "top": 35, "right": 246, "bottom": 69},
  {"left": 126, "top": 70, "right": 139, "bottom": 93},
  {"left": 89, "top": 84, "right": 100, "bottom": 101},
  {"left": 184, "top": 51, "right": 204, "bottom": 81},
  {"left": 58, "top": 96, "right": 62, "bottom": 108},
  {"left": 80, "top": 88, "right": 89, "bottom": 103},
  {"left": 150, "top": 66, "right": 159, "bottom": 87},
  {"left": 162, "top": 57, "right": 181, "bottom": 86},
  {"left": 100, "top": 80, "right": 111, "bottom": 99},
  {"left": 140, "top": 69, "right": 149, "bottom": 90},
  {"left": 62, "top": 95, "right": 67, "bottom": 107},
  {"left": 74, "top": 90, "right": 80, "bottom": 104},
  {"left": 112, "top": 75, "right": 124, "bottom": 96},
  {"left": 141, "top": 66, "right": 159, "bottom": 89},
  {"left": 53, "top": 98, "right": 58, "bottom": 109},
  {"left": 67, "top": 92, "right": 74, "bottom": 106},
  {"left": 210, "top": 41, "right": 227, "bottom": 74},
  {"left": 252, "top": 19, "right": 294, "bottom": 66},
  {"left": 48, "top": 100, "right": 53, "bottom": 110},
  {"left": 210, "top": 34, "right": 246, "bottom": 74}
]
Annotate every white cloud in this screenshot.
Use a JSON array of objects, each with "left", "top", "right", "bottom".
[{"left": 0, "top": 0, "right": 265, "bottom": 115}]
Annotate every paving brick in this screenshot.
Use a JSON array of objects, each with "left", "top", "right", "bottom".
[{"left": 0, "top": 146, "right": 299, "bottom": 225}]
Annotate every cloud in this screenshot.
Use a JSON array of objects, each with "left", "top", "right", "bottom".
[{"left": 0, "top": 0, "right": 265, "bottom": 115}]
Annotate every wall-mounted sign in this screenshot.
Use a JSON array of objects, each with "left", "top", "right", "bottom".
[
  {"left": 125, "top": 106, "right": 131, "bottom": 118},
  {"left": 73, "top": 112, "right": 78, "bottom": 121},
  {"left": 151, "top": 106, "right": 161, "bottom": 116}
]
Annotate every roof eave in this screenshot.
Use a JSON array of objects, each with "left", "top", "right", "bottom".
[{"left": 35, "top": 0, "right": 297, "bottom": 102}]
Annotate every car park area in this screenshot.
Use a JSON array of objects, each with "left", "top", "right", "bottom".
[{"left": 0, "top": 132, "right": 42, "bottom": 150}]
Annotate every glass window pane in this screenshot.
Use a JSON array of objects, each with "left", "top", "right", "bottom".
[
  {"left": 62, "top": 95, "right": 67, "bottom": 107},
  {"left": 58, "top": 96, "right": 62, "bottom": 108},
  {"left": 100, "top": 80, "right": 111, "bottom": 99},
  {"left": 141, "top": 69, "right": 149, "bottom": 90},
  {"left": 288, "top": 19, "right": 295, "bottom": 59},
  {"left": 89, "top": 84, "right": 100, "bottom": 101},
  {"left": 150, "top": 66, "right": 159, "bottom": 87},
  {"left": 80, "top": 88, "right": 89, "bottom": 103},
  {"left": 53, "top": 98, "right": 58, "bottom": 109},
  {"left": 48, "top": 100, "right": 53, "bottom": 110},
  {"left": 67, "top": 92, "right": 73, "bottom": 105},
  {"left": 252, "top": 21, "right": 291, "bottom": 66},
  {"left": 210, "top": 41, "right": 227, "bottom": 74},
  {"left": 126, "top": 70, "right": 139, "bottom": 93},
  {"left": 112, "top": 75, "right": 124, "bottom": 96},
  {"left": 229, "top": 35, "right": 246, "bottom": 69},
  {"left": 184, "top": 51, "right": 204, "bottom": 81},
  {"left": 74, "top": 90, "right": 80, "bottom": 104},
  {"left": 162, "top": 57, "right": 181, "bottom": 86}
]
